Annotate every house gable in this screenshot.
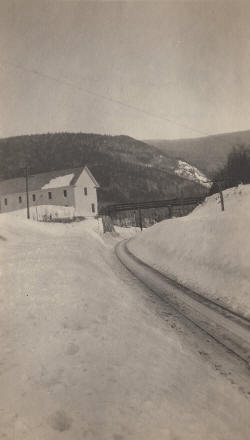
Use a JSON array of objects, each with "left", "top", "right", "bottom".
[{"left": 74, "top": 166, "right": 100, "bottom": 188}]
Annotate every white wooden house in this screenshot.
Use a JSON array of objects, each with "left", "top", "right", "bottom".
[{"left": 0, "top": 166, "right": 99, "bottom": 220}]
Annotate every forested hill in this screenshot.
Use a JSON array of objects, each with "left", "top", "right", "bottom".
[
  {"left": 0, "top": 133, "right": 208, "bottom": 207},
  {"left": 146, "top": 130, "right": 250, "bottom": 176}
]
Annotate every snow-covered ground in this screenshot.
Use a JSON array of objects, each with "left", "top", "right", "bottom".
[
  {"left": 7, "top": 204, "right": 76, "bottom": 220},
  {"left": 175, "top": 159, "right": 211, "bottom": 188},
  {"left": 128, "top": 184, "right": 250, "bottom": 319},
  {"left": 0, "top": 214, "right": 250, "bottom": 439}
]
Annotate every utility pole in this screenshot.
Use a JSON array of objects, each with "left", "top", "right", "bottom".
[
  {"left": 216, "top": 181, "right": 225, "bottom": 212},
  {"left": 25, "top": 167, "right": 30, "bottom": 219},
  {"left": 219, "top": 188, "right": 225, "bottom": 211},
  {"left": 138, "top": 208, "right": 143, "bottom": 231},
  {"left": 208, "top": 179, "right": 225, "bottom": 212}
]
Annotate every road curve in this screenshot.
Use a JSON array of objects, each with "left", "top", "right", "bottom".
[{"left": 115, "top": 238, "right": 250, "bottom": 365}]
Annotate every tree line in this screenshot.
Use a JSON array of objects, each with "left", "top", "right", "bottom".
[{"left": 210, "top": 145, "right": 250, "bottom": 194}]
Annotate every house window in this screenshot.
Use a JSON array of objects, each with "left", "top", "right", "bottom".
[
  {"left": 18, "top": 196, "right": 22, "bottom": 204},
  {"left": 48, "top": 192, "right": 52, "bottom": 200},
  {"left": 84, "top": 187, "right": 88, "bottom": 196},
  {"left": 4, "top": 198, "right": 7, "bottom": 206},
  {"left": 91, "top": 203, "right": 95, "bottom": 213},
  {"left": 32, "top": 194, "right": 36, "bottom": 202},
  {"left": 64, "top": 189, "right": 67, "bottom": 198}
]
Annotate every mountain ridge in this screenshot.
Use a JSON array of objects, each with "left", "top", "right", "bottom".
[
  {"left": 0, "top": 132, "right": 208, "bottom": 207},
  {"left": 145, "top": 129, "right": 250, "bottom": 176}
]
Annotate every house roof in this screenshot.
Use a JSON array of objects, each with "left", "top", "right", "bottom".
[{"left": 0, "top": 166, "right": 99, "bottom": 196}]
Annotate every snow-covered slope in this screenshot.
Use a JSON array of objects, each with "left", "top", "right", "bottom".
[
  {"left": 128, "top": 184, "right": 250, "bottom": 319},
  {"left": 175, "top": 160, "right": 211, "bottom": 187},
  {"left": 149, "top": 153, "right": 210, "bottom": 188}
]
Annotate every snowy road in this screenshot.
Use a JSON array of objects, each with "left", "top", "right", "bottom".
[
  {"left": 116, "top": 239, "right": 250, "bottom": 364},
  {"left": 0, "top": 217, "right": 250, "bottom": 439}
]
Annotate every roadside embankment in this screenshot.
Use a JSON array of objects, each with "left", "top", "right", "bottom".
[{"left": 127, "top": 184, "right": 250, "bottom": 320}]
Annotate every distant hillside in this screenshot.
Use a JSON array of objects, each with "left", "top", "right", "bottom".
[
  {"left": 0, "top": 133, "right": 208, "bottom": 207},
  {"left": 145, "top": 130, "right": 250, "bottom": 176}
]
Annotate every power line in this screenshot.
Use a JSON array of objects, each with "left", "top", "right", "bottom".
[{"left": 1, "top": 59, "right": 211, "bottom": 137}]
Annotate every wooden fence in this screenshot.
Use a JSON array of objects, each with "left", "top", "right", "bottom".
[{"left": 100, "top": 196, "right": 205, "bottom": 231}]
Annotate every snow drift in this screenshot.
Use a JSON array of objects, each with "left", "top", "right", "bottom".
[
  {"left": 6, "top": 204, "right": 76, "bottom": 221},
  {"left": 128, "top": 184, "right": 250, "bottom": 319}
]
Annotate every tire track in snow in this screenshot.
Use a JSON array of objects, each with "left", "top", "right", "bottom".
[{"left": 115, "top": 239, "right": 250, "bottom": 366}]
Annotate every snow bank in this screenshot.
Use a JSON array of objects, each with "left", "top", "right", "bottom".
[
  {"left": 0, "top": 213, "right": 103, "bottom": 244},
  {"left": 6, "top": 204, "right": 76, "bottom": 221},
  {"left": 128, "top": 184, "right": 250, "bottom": 319}
]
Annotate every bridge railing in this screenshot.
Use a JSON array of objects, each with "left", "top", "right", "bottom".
[{"left": 99, "top": 196, "right": 205, "bottom": 216}]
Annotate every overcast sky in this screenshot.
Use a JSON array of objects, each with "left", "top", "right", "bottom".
[{"left": 1, "top": 0, "right": 250, "bottom": 140}]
